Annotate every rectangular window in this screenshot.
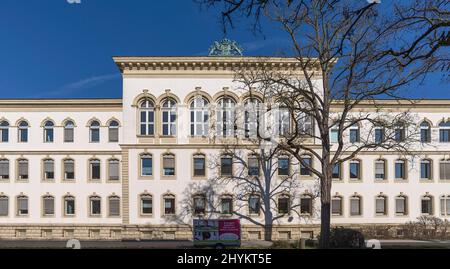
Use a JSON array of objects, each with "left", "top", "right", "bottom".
[
  {"left": 421, "top": 161, "right": 431, "bottom": 180},
  {"left": 300, "top": 197, "right": 312, "bottom": 215},
  {"left": 193, "top": 196, "right": 206, "bottom": 215},
  {"left": 108, "top": 160, "right": 120, "bottom": 181},
  {"left": 375, "top": 198, "right": 386, "bottom": 215},
  {"left": 440, "top": 162, "right": 450, "bottom": 180},
  {"left": 421, "top": 129, "right": 430, "bottom": 143},
  {"left": 193, "top": 155, "right": 206, "bottom": 177},
  {"left": 441, "top": 197, "right": 450, "bottom": 216},
  {"left": 0, "top": 197, "right": 8, "bottom": 216},
  {"left": 349, "top": 129, "right": 359, "bottom": 143},
  {"left": 44, "top": 129, "right": 54, "bottom": 143},
  {"left": 349, "top": 161, "right": 360, "bottom": 179},
  {"left": 278, "top": 197, "right": 290, "bottom": 214},
  {"left": 163, "top": 155, "right": 175, "bottom": 176},
  {"left": 375, "top": 128, "right": 384, "bottom": 144},
  {"left": 350, "top": 198, "right": 361, "bottom": 216},
  {"left": 0, "top": 128, "right": 8, "bottom": 142},
  {"left": 249, "top": 196, "right": 260, "bottom": 214},
  {"left": 43, "top": 197, "right": 55, "bottom": 216},
  {"left": 440, "top": 129, "right": 450, "bottom": 142},
  {"left": 221, "top": 198, "right": 233, "bottom": 215},
  {"left": 141, "top": 156, "right": 153, "bottom": 177},
  {"left": 19, "top": 128, "right": 28, "bottom": 143},
  {"left": 332, "top": 164, "right": 341, "bottom": 179},
  {"left": 164, "top": 197, "right": 175, "bottom": 215},
  {"left": 395, "top": 128, "right": 405, "bottom": 142},
  {"left": 396, "top": 198, "right": 406, "bottom": 215},
  {"left": 17, "top": 197, "right": 28, "bottom": 216},
  {"left": 395, "top": 161, "right": 406, "bottom": 179},
  {"left": 90, "top": 160, "right": 101, "bottom": 180},
  {"left": 248, "top": 157, "right": 259, "bottom": 176},
  {"left": 18, "top": 160, "right": 28, "bottom": 180},
  {"left": 64, "top": 128, "right": 74, "bottom": 143},
  {"left": 330, "top": 129, "right": 338, "bottom": 143},
  {"left": 64, "top": 160, "right": 75, "bottom": 180},
  {"left": 109, "top": 198, "right": 120, "bottom": 217},
  {"left": 278, "top": 157, "right": 290, "bottom": 176},
  {"left": 43, "top": 160, "right": 54, "bottom": 180},
  {"left": 90, "top": 129, "right": 100, "bottom": 143},
  {"left": 331, "top": 198, "right": 342, "bottom": 215},
  {"left": 64, "top": 198, "right": 75, "bottom": 216},
  {"left": 300, "top": 157, "right": 312, "bottom": 176},
  {"left": 141, "top": 196, "right": 153, "bottom": 215},
  {"left": 109, "top": 128, "right": 119, "bottom": 143},
  {"left": 90, "top": 198, "right": 101, "bottom": 215},
  {"left": 0, "top": 160, "right": 9, "bottom": 179},
  {"left": 375, "top": 161, "right": 385, "bottom": 180},
  {"left": 220, "top": 157, "right": 232, "bottom": 176},
  {"left": 421, "top": 198, "right": 432, "bottom": 215}
]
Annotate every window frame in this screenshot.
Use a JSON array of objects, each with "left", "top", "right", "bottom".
[{"left": 161, "top": 98, "right": 177, "bottom": 136}]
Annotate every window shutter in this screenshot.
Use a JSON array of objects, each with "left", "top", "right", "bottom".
[
  {"left": 19, "top": 161, "right": 28, "bottom": 177},
  {"left": 109, "top": 198, "right": 120, "bottom": 216},
  {"left": 64, "top": 128, "right": 74, "bottom": 142},
  {"left": 44, "top": 160, "right": 54, "bottom": 173},
  {"left": 0, "top": 198, "right": 8, "bottom": 216}
]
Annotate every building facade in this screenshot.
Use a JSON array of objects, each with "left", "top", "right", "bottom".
[{"left": 0, "top": 54, "right": 449, "bottom": 241}]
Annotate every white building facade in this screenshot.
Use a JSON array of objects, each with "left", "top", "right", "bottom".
[{"left": 0, "top": 55, "right": 449, "bottom": 241}]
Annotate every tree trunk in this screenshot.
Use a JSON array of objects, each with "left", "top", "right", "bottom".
[
  {"left": 319, "top": 141, "right": 333, "bottom": 248},
  {"left": 264, "top": 224, "right": 273, "bottom": 241},
  {"left": 319, "top": 201, "right": 331, "bottom": 248}
]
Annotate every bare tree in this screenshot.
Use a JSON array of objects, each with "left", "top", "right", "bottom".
[{"left": 196, "top": 0, "right": 449, "bottom": 248}]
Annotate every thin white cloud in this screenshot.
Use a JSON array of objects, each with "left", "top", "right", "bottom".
[{"left": 34, "top": 73, "right": 120, "bottom": 98}]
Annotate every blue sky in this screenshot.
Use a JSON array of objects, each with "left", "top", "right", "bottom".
[{"left": 0, "top": 0, "right": 447, "bottom": 99}]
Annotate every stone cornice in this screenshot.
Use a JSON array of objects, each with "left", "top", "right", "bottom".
[
  {"left": 0, "top": 99, "right": 123, "bottom": 111},
  {"left": 112, "top": 56, "right": 326, "bottom": 74}
]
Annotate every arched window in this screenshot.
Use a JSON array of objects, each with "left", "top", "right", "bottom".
[
  {"left": 161, "top": 98, "right": 177, "bottom": 136},
  {"left": 193, "top": 194, "right": 206, "bottom": 216},
  {"left": 0, "top": 159, "right": 10, "bottom": 180},
  {"left": 190, "top": 96, "right": 209, "bottom": 136},
  {"left": 18, "top": 121, "right": 28, "bottom": 143},
  {"left": 139, "top": 99, "right": 155, "bottom": 136},
  {"left": 0, "top": 121, "right": 9, "bottom": 143},
  {"left": 43, "top": 121, "right": 54, "bottom": 143},
  {"left": 278, "top": 106, "right": 290, "bottom": 136},
  {"left": 421, "top": 195, "right": 434, "bottom": 215},
  {"left": 64, "top": 121, "right": 75, "bottom": 143},
  {"left": 43, "top": 159, "right": 55, "bottom": 181},
  {"left": 244, "top": 98, "right": 261, "bottom": 138},
  {"left": 108, "top": 120, "right": 119, "bottom": 142},
  {"left": 420, "top": 121, "right": 431, "bottom": 143},
  {"left": 439, "top": 120, "right": 450, "bottom": 142},
  {"left": 42, "top": 195, "right": 55, "bottom": 216},
  {"left": 108, "top": 196, "right": 121, "bottom": 217},
  {"left": 0, "top": 195, "right": 8, "bottom": 216},
  {"left": 89, "top": 120, "right": 100, "bottom": 143},
  {"left": 63, "top": 195, "right": 75, "bottom": 216},
  {"left": 375, "top": 195, "right": 387, "bottom": 216},
  {"left": 350, "top": 195, "right": 362, "bottom": 216},
  {"left": 140, "top": 193, "right": 153, "bottom": 215},
  {"left": 216, "top": 97, "right": 236, "bottom": 137}
]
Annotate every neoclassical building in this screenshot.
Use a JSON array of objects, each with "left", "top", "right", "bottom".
[{"left": 0, "top": 43, "right": 449, "bottom": 241}]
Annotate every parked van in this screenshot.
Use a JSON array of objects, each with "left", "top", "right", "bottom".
[{"left": 193, "top": 219, "right": 241, "bottom": 249}]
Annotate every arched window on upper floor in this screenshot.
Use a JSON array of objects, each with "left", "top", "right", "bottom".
[
  {"left": 139, "top": 99, "right": 155, "bottom": 136},
  {"left": 43, "top": 121, "right": 54, "bottom": 143},
  {"left": 439, "top": 120, "right": 450, "bottom": 142},
  {"left": 420, "top": 121, "right": 431, "bottom": 143},
  {"left": 18, "top": 121, "right": 28, "bottom": 143},
  {"left": 64, "top": 121, "right": 75, "bottom": 143},
  {"left": 190, "top": 96, "right": 209, "bottom": 137},
  {"left": 108, "top": 120, "right": 119, "bottom": 142},
  {"left": 89, "top": 120, "right": 100, "bottom": 143},
  {"left": 243, "top": 98, "right": 262, "bottom": 138},
  {"left": 216, "top": 97, "right": 236, "bottom": 137},
  {"left": 161, "top": 98, "right": 177, "bottom": 136},
  {"left": 0, "top": 121, "right": 9, "bottom": 143}
]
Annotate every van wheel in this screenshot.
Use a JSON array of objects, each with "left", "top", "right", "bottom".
[{"left": 215, "top": 244, "right": 225, "bottom": 249}]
